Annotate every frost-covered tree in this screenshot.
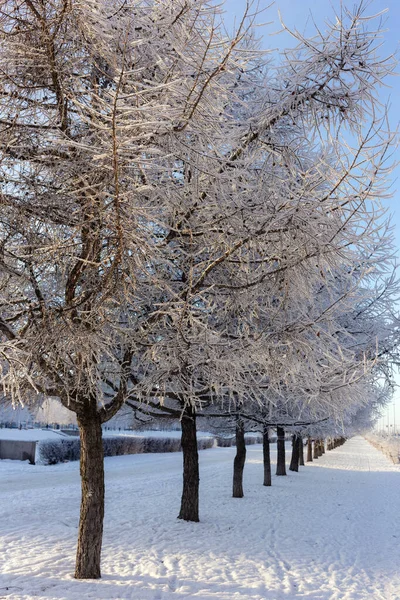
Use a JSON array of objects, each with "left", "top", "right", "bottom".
[
  {"left": 0, "top": 0, "right": 398, "bottom": 578},
  {"left": 0, "top": 0, "right": 260, "bottom": 578},
  {"left": 203, "top": 232, "right": 400, "bottom": 492},
  {"left": 125, "top": 0, "right": 398, "bottom": 521},
  {"left": 124, "top": 0, "right": 399, "bottom": 521}
]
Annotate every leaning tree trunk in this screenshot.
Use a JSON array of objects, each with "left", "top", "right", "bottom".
[
  {"left": 307, "top": 437, "right": 313, "bottom": 462},
  {"left": 298, "top": 435, "right": 305, "bottom": 466},
  {"left": 178, "top": 404, "right": 200, "bottom": 522},
  {"left": 233, "top": 418, "right": 246, "bottom": 498},
  {"left": 75, "top": 410, "right": 105, "bottom": 580},
  {"left": 263, "top": 425, "right": 272, "bottom": 486},
  {"left": 289, "top": 434, "right": 300, "bottom": 472},
  {"left": 276, "top": 426, "right": 286, "bottom": 476}
]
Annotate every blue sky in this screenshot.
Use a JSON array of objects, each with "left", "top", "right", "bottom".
[
  {"left": 224, "top": 0, "right": 399, "bottom": 233},
  {"left": 223, "top": 1, "right": 400, "bottom": 431}
]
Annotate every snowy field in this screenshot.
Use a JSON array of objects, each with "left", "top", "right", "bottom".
[
  {"left": 1, "top": 436, "right": 400, "bottom": 600},
  {"left": 0, "top": 428, "right": 214, "bottom": 441},
  {"left": 0, "top": 428, "right": 68, "bottom": 441}
]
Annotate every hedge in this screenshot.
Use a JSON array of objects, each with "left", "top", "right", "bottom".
[
  {"left": 38, "top": 434, "right": 215, "bottom": 465},
  {"left": 216, "top": 434, "right": 263, "bottom": 448},
  {"left": 37, "top": 432, "right": 264, "bottom": 465}
]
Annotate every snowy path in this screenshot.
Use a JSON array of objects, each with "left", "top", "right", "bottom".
[{"left": 1, "top": 436, "right": 400, "bottom": 600}]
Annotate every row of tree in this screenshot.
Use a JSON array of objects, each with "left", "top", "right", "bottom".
[
  {"left": 232, "top": 427, "right": 347, "bottom": 497},
  {"left": 0, "top": 0, "right": 398, "bottom": 580}
]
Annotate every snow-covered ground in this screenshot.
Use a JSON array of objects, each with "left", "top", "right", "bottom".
[
  {"left": 102, "top": 429, "right": 213, "bottom": 439},
  {"left": 1, "top": 436, "right": 399, "bottom": 600},
  {"left": 366, "top": 432, "right": 400, "bottom": 464},
  {"left": 0, "top": 427, "right": 214, "bottom": 442},
  {"left": 0, "top": 428, "right": 68, "bottom": 441}
]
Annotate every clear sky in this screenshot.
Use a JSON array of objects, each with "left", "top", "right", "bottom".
[
  {"left": 223, "top": 0, "right": 400, "bottom": 432},
  {"left": 223, "top": 0, "right": 400, "bottom": 235}
]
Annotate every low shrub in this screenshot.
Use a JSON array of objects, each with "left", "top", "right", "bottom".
[
  {"left": 216, "top": 436, "right": 235, "bottom": 447},
  {"left": 38, "top": 438, "right": 80, "bottom": 465},
  {"left": 197, "top": 437, "right": 215, "bottom": 451},
  {"left": 215, "top": 434, "right": 263, "bottom": 447},
  {"left": 38, "top": 433, "right": 215, "bottom": 464},
  {"left": 103, "top": 436, "right": 145, "bottom": 457},
  {"left": 244, "top": 435, "right": 263, "bottom": 445}
]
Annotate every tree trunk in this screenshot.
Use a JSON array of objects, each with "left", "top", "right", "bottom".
[
  {"left": 75, "top": 411, "right": 104, "bottom": 580},
  {"left": 233, "top": 418, "right": 246, "bottom": 497},
  {"left": 307, "top": 437, "right": 313, "bottom": 462},
  {"left": 321, "top": 440, "right": 325, "bottom": 454},
  {"left": 263, "top": 425, "right": 272, "bottom": 486},
  {"left": 313, "top": 439, "right": 319, "bottom": 459},
  {"left": 276, "top": 426, "right": 286, "bottom": 476},
  {"left": 178, "top": 405, "right": 200, "bottom": 522},
  {"left": 298, "top": 435, "right": 304, "bottom": 466},
  {"left": 318, "top": 440, "right": 323, "bottom": 457},
  {"left": 289, "top": 434, "right": 300, "bottom": 472}
]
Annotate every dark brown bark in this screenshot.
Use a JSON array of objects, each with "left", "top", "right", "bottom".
[
  {"left": 263, "top": 425, "right": 272, "bottom": 486},
  {"left": 318, "top": 440, "right": 323, "bottom": 457},
  {"left": 73, "top": 350, "right": 132, "bottom": 580},
  {"left": 307, "top": 437, "right": 313, "bottom": 462},
  {"left": 276, "top": 426, "right": 286, "bottom": 476},
  {"left": 316, "top": 440, "right": 321, "bottom": 457},
  {"left": 75, "top": 411, "right": 104, "bottom": 580},
  {"left": 313, "top": 438, "right": 319, "bottom": 459},
  {"left": 298, "top": 435, "right": 304, "bottom": 466},
  {"left": 233, "top": 418, "right": 246, "bottom": 497},
  {"left": 289, "top": 434, "right": 300, "bottom": 472},
  {"left": 321, "top": 440, "right": 325, "bottom": 454},
  {"left": 178, "top": 405, "right": 200, "bottom": 522}
]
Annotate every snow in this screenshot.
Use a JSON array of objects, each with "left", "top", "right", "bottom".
[
  {"left": 0, "top": 427, "right": 214, "bottom": 442},
  {"left": 366, "top": 433, "right": 400, "bottom": 464},
  {"left": 1, "top": 436, "right": 400, "bottom": 600},
  {"left": 102, "top": 429, "right": 213, "bottom": 439},
  {"left": 0, "top": 428, "right": 68, "bottom": 441}
]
